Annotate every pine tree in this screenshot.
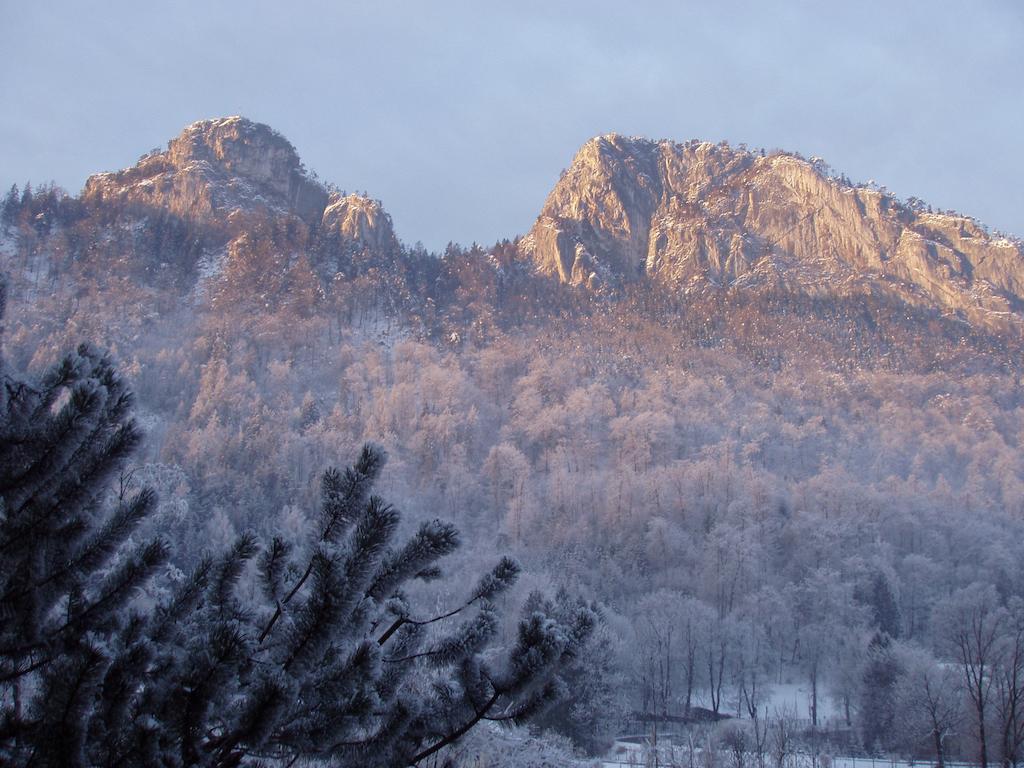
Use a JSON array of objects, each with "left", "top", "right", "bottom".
[
  {"left": 1, "top": 184, "right": 19, "bottom": 227},
  {"left": 855, "top": 569, "right": 902, "bottom": 639},
  {"left": 859, "top": 631, "right": 904, "bottom": 754},
  {"left": 0, "top": 275, "right": 167, "bottom": 764},
  {"left": 869, "top": 571, "right": 902, "bottom": 639},
  {"left": 0, "top": 279, "right": 595, "bottom": 766},
  {"left": 526, "top": 589, "right": 620, "bottom": 756}
]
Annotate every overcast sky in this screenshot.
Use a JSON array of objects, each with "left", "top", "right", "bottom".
[{"left": 2, "top": 1, "right": 1022, "bottom": 249}]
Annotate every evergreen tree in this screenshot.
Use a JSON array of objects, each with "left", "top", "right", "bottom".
[
  {"left": 0, "top": 275, "right": 166, "bottom": 764},
  {"left": 855, "top": 569, "right": 902, "bottom": 639},
  {"left": 526, "top": 589, "right": 620, "bottom": 756},
  {"left": 18, "top": 182, "right": 32, "bottom": 212},
  {"left": 859, "top": 631, "right": 904, "bottom": 754},
  {"left": 869, "top": 571, "right": 902, "bottom": 639},
  {"left": 1, "top": 184, "right": 18, "bottom": 227},
  {"left": 0, "top": 279, "right": 595, "bottom": 766}
]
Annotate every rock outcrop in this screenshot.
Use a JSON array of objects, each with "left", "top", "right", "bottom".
[
  {"left": 319, "top": 193, "right": 399, "bottom": 256},
  {"left": 83, "top": 116, "right": 329, "bottom": 226},
  {"left": 78, "top": 117, "right": 406, "bottom": 287},
  {"left": 69, "top": 119, "right": 1024, "bottom": 328},
  {"left": 521, "top": 134, "right": 1024, "bottom": 326}
]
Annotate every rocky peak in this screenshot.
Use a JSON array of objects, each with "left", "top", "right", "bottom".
[
  {"left": 83, "top": 116, "right": 329, "bottom": 225},
  {"left": 521, "top": 134, "right": 1024, "bottom": 328},
  {"left": 320, "top": 193, "right": 399, "bottom": 255},
  {"left": 524, "top": 135, "right": 756, "bottom": 285}
]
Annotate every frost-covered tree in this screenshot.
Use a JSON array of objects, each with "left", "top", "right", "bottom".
[
  {"left": 857, "top": 570, "right": 902, "bottom": 639},
  {"left": 527, "top": 590, "right": 621, "bottom": 756},
  {"left": 995, "top": 599, "right": 1024, "bottom": 768},
  {"left": 894, "top": 645, "right": 963, "bottom": 768},
  {"left": 936, "top": 583, "right": 1006, "bottom": 768},
  {"left": 0, "top": 278, "right": 166, "bottom": 765},
  {"left": 1, "top": 184, "right": 19, "bottom": 228},
  {"left": 0, "top": 280, "right": 595, "bottom": 766},
  {"left": 858, "top": 632, "right": 903, "bottom": 753}
]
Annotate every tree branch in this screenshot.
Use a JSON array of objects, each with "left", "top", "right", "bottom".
[{"left": 406, "top": 689, "right": 502, "bottom": 766}]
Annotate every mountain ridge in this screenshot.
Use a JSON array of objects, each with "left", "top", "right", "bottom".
[
  {"left": 518, "top": 133, "right": 1024, "bottom": 330},
  {"left": 8, "top": 117, "right": 1024, "bottom": 336}
]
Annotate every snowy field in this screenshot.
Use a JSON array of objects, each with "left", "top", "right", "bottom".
[
  {"left": 760, "top": 681, "right": 843, "bottom": 722},
  {"left": 601, "top": 741, "right": 976, "bottom": 768},
  {"left": 601, "top": 739, "right": 980, "bottom": 768}
]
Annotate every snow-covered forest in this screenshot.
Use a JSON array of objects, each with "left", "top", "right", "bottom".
[{"left": 4, "top": 165, "right": 1024, "bottom": 767}]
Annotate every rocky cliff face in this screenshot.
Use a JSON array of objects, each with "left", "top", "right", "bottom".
[
  {"left": 521, "top": 134, "right": 1024, "bottom": 327},
  {"left": 83, "top": 116, "right": 330, "bottom": 226},
  {"left": 320, "top": 193, "right": 399, "bottom": 255},
  {"left": 65, "top": 120, "right": 1024, "bottom": 330},
  {"left": 78, "top": 117, "right": 404, "bottom": 288}
]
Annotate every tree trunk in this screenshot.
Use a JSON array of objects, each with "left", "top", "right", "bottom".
[
  {"left": 810, "top": 662, "right": 819, "bottom": 728},
  {"left": 685, "top": 653, "right": 694, "bottom": 716},
  {"left": 933, "top": 729, "right": 945, "bottom": 768}
]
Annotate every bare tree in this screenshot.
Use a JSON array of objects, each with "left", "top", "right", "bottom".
[
  {"left": 705, "top": 614, "right": 735, "bottom": 716},
  {"left": 733, "top": 615, "right": 770, "bottom": 719},
  {"left": 752, "top": 713, "right": 771, "bottom": 768},
  {"left": 936, "top": 583, "right": 1006, "bottom": 768},
  {"left": 721, "top": 722, "right": 750, "bottom": 768},
  {"left": 771, "top": 706, "right": 799, "bottom": 768},
  {"left": 996, "top": 600, "right": 1024, "bottom": 768},
  {"left": 685, "top": 724, "right": 707, "bottom": 768},
  {"left": 633, "top": 591, "right": 687, "bottom": 718},
  {"left": 682, "top": 597, "right": 715, "bottom": 716},
  {"left": 895, "top": 645, "right": 964, "bottom": 768}
]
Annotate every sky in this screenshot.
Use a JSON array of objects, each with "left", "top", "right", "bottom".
[{"left": 1, "top": 1, "right": 1022, "bottom": 250}]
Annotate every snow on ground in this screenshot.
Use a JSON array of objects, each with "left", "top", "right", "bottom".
[
  {"left": 603, "top": 740, "right": 644, "bottom": 767},
  {"left": 678, "top": 678, "right": 842, "bottom": 724},
  {"left": 603, "top": 742, "right": 976, "bottom": 768},
  {"left": 0, "top": 227, "right": 16, "bottom": 256},
  {"left": 345, "top": 304, "right": 412, "bottom": 353},
  {"left": 761, "top": 680, "right": 843, "bottom": 722},
  {"left": 0, "top": 227, "right": 57, "bottom": 304},
  {"left": 196, "top": 247, "right": 226, "bottom": 282}
]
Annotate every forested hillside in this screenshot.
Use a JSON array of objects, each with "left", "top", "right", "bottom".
[{"left": 4, "top": 117, "right": 1024, "bottom": 763}]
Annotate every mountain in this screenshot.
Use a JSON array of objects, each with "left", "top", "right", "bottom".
[
  {"left": 79, "top": 117, "right": 398, "bottom": 280},
  {"left": 83, "top": 116, "right": 330, "bottom": 226},
  {"left": 5, "top": 117, "right": 1024, "bottom": 686},
  {"left": 6, "top": 122, "right": 1024, "bottom": 766},
  {"left": 519, "top": 134, "right": 1024, "bottom": 329},
  {"left": 5, "top": 116, "right": 1024, "bottom": 352},
  {"left": 61, "top": 119, "right": 1024, "bottom": 334}
]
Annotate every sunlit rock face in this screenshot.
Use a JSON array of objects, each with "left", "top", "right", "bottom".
[
  {"left": 83, "top": 116, "right": 329, "bottom": 225},
  {"left": 320, "top": 193, "right": 399, "bottom": 256},
  {"left": 78, "top": 117, "right": 404, "bottom": 288},
  {"left": 521, "top": 134, "right": 1024, "bottom": 328}
]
